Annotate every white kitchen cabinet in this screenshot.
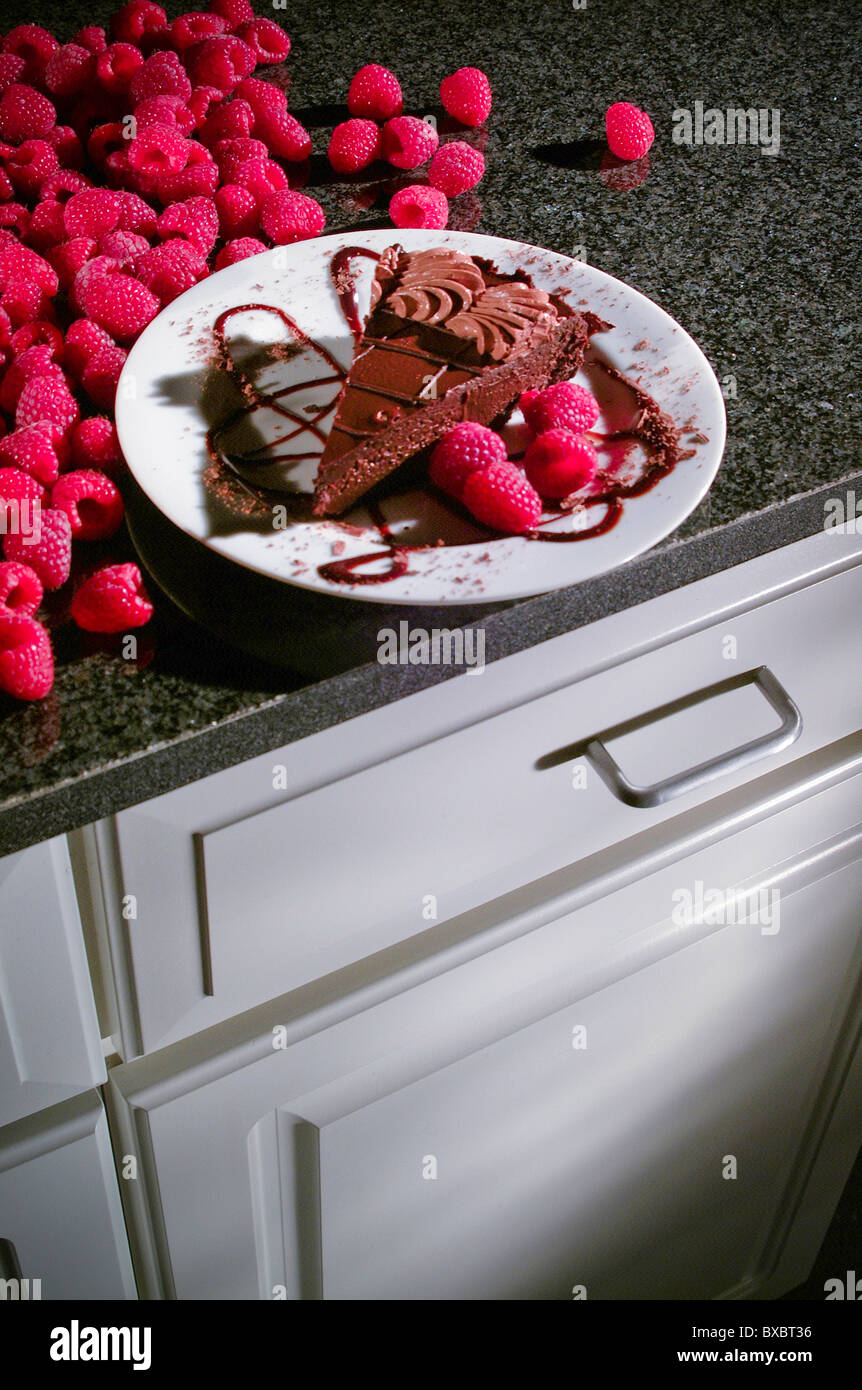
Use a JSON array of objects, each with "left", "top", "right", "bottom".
[
  {"left": 0, "top": 837, "right": 104, "bottom": 1128},
  {"left": 107, "top": 755, "right": 862, "bottom": 1300},
  {"left": 86, "top": 528, "right": 862, "bottom": 1058},
  {"left": 0, "top": 1091, "right": 136, "bottom": 1300}
]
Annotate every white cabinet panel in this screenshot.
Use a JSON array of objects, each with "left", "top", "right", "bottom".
[
  {"left": 109, "top": 769, "right": 862, "bottom": 1300},
  {"left": 0, "top": 1091, "right": 135, "bottom": 1300},
  {"left": 98, "top": 540, "right": 862, "bottom": 1056},
  {"left": 0, "top": 838, "right": 104, "bottom": 1128}
]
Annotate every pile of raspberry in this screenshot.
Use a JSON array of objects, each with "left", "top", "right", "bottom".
[
  {"left": 428, "top": 382, "right": 602, "bottom": 534},
  {"left": 329, "top": 63, "right": 490, "bottom": 230},
  {"left": 0, "top": 1, "right": 307, "bottom": 702}
]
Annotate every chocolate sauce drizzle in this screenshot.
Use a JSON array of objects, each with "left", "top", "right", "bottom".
[{"left": 205, "top": 250, "right": 684, "bottom": 587}]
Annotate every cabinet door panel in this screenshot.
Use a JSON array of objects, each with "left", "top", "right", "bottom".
[
  {"left": 320, "top": 856, "right": 862, "bottom": 1299},
  {"left": 0, "top": 838, "right": 104, "bottom": 1127}
]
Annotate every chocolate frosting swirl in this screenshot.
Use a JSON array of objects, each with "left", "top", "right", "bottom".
[
  {"left": 447, "top": 284, "right": 557, "bottom": 360},
  {"left": 384, "top": 248, "right": 485, "bottom": 324}
]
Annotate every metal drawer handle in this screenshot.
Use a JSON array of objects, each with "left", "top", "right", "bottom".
[{"left": 584, "top": 666, "right": 802, "bottom": 809}]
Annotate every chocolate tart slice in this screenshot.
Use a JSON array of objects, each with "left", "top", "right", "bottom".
[{"left": 313, "top": 245, "right": 606, "bottom": 517}]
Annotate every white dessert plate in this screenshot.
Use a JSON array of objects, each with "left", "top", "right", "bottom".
[{"left": 116, "top": 228, "right": 726, "bottom": 606}]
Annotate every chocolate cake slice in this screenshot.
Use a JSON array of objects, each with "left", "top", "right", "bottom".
[{"left": 313, "top": 245, "right": 605, "bottom": 517}]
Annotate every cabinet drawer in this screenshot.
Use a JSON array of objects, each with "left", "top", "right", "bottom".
[
  {"left": 0, "top": 838, "right": 104, "bottom": 1127},
  {"left": 0, "top": 1091, "right": 135, "bottom": 1300},
  {"left": 100, "top": 542, "right": 862, "bottom": 1055}
]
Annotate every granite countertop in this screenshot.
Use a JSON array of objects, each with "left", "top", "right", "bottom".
[{"left": 0, "top": 0, "right": 858, "bottom": 855}]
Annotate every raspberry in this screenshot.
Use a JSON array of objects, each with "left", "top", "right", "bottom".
[
  {"left": 96, "top": 43, "right": 145, "bottom": 97},
  {"left": 80, "top": 345, "right": 127, "bottom": 410},
  {"left": 70, "top": 562, "right": 153, "bottom": 633},
  {"left": 428, "top": 140, "right": 485, "bottom": 195},
  {"left": 8, "top": 321, "right": 65, "bottom": 359},
  {"left": 87, "top": 122, "right": 128, "bottom": 169},
  {"left": 39, "top": 170, "right": 91, "bottom": 203},
  {"left": 133, "top": 239, "right": 206, "bottom": 304},
  {"left": 0, "top": 560, "right": 42, "bottom": 617},
  {"left": 347, "top": 65, "right": 402, "bottom": 121},
  {"left": 72, "top": 256, "right": 125, "bottom": 318},
  {"left": 134, "top": 95, "right": 196, "bottom": 135},
  {"left": 170, "top": 13, "right": 227, "bottom": 51},
  {"left": 16, "top": 374, "right": 81, "bottom": 440},
  {"left": 0, "top": 54, "right": 26, "bottom": 95},
  {"left": 382, "top": 116, "right": 438, "bottom": 170},
  {"left": 440, "top": 68, "right": 492, "bottom": 126},
  {"left": 0, "top": 345, "right": 65, "bottom": 413},
  {"left": 63, "top": 188, "right": 122, "bottom": 241},
  {"left": 187, "top": 84, "right": 225, "bottom": 126},
  {"left": 208, "top": 0, "right": 255, "bottom": 29},
  {"left": 128, "top": 124, "right": 192, "bottom": 179},
  {"left": 429, "top": 422, "right": 506, "bottom": 500},
  {"left": 253, "top": 109, "right": 312, "bottom": 162},
  {"left": 155, "top": 158, "right": 218, "bottom": 202},
  {"left": 328, "top": 119, "right": 381, "bottom": 174},
  {"left": 0, "top": 203, "right": 30, "bottom": 238},
  {"left": 520, "top": 382, "right": 600, "bottom": 435},
  {"left": 0, "top": 231, "right": 58, "bottom": 294},
  {"left": 184, "top": 37, "right": 256, "bottom": 93},
  {"left": 389, "top": 184, "right": 448, "bottom": 230},
  {"left": 115, "top": 190, "right": 158, "bottom": 236},
  {"left": 80, "top": 270, "right": 160, "bottom": 342},
  {"left": 259, "top": 189, "right": 325, "bottom": 244},
  {"left": 0, "top": 468, "right": 48, "bottom": 514},
  {"left": 214, "top": 135, "right": 268, "bottom": 177},
  {"left": 0, "top": 84, "right": 57, "bottom": 144},
  {"left": 234, "top": 76, "right": 286, "bottom": 118},
  {"left": 157, "top": 195, "right": 219, "bottom": 255},
  {"left": 99, "top": 229, "right": 151, "bottom": 265},
  {"left": 214, "top": 236, "right": 266, "bottom": 269},
  {"left": 2, "top": 26, "right": 59, "bottom": 87},
  {"left": 48, "top": 237, "right": 97, "bottom": 290},
  {"left": 462, "top": 460, "right": 542, "bottom": 533},
  {"left": 233, "top": 19, "right": 291, "bottom": 66},
  {"left": 111, "top": 3, "right": 169, "bottom": 48},
  {"left": 2, "top": 280, "right": 54, "bottom": 330},
  {"left": 0, "top": 614, "right": 53, "bottom": 699},
  {"left": 44, "top": 44, "right": 95, "bottom": 99},
  {"left": 52, "top": 470, "right": 124, "bottom": 541},
  {"left": 45, "top": 126, "right": 85, "bottom": 172},
  {"left": 4, "top": 508, "right": 72, "bottom": 591},
  {"left": 199, "top": 97, "right": 254, "bottom": 147},
  {"left": 129, "top": 52, "right": 192, "bottom": 106},
  {"left": 0, "top": 168, "right": 12, "bottom": 201},
  {"left": 605, "top": 102, "right": 654, "bottom": 161},
  {"left": 0, "top": 425, "right": 60, "bottom": 484},
  {"left": 522, "top": 429, "right": 598, "bottom": 499},
  {"left": 214, "top": 182, "right": 258, "bottom": 238},
  {"left": 73, "top": 27, "right": 108, "bottom": 55},
  {"left": 71, "top": 417, "right": 123, "bottom": 476},
  {"left": 64, "top": 319, "right": 118, "bottom": 377}
]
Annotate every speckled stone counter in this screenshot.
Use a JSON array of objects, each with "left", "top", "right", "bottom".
[{"left": 0, "top": 0, "right": 858, "bottom": 854}]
